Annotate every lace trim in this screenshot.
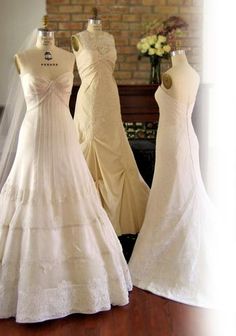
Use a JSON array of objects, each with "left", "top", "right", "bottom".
[
  {"left": 79, "top": 31, "right": 115, "bottom": 55},
  {"left": 0, "top": 277, "right": 132, "bottom": 323}
]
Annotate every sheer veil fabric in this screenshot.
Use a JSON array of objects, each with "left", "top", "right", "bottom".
[{"left": 0, "top": 30, "right": 38, "bottom": 191}]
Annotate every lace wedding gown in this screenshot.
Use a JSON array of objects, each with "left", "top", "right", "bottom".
[
  {"left": 129, "top": 86, "right": 217, "bottom": 308},
  {"left": 73, "top": 31, "right": 149, "bottom": 236},
  {"left": 0, "top": 71, "right": 132, "bottom": 323}
]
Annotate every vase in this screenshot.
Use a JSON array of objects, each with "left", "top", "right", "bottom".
[{"left": 149, "top": 55, "right": 161, "bottom": 85}]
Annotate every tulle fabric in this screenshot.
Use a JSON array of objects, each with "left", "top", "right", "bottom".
[
  {"left": 0, "top": 30, "right": 38, "bottom": 191},
  {"left": 0, "top": 72, "right": 132, "bottom": 323}
]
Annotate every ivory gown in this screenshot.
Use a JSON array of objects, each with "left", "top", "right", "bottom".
[
  {"left": 73, "top": 31, "right": 149, "bottom": 236},
  {"left": 0, "top": 71, "right": 132, "bottom": 323},
  {"left": 129, "top": 86, "right": 217, "bottom": 308}
]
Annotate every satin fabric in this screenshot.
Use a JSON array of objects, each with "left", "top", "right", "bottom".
[{"left": 73, "top": 31, "right": 150, "bottom": 235}]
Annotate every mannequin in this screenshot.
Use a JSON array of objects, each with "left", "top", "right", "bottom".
[
  {"left": 71, "top": 7, "right": 102, "bottom": 51},
  {"left": 15, "top": 28, "right": 74, "bottom": 79},
  {"left": 129, "top": 49, "right": 217, "bottom": 308},
  {"left": 71, "top": 10, "right": 149, "bottom": 236},
  {"left": 0, "top": 19, "right": 132, "bottom": 323},
  {"left": 162, "top": 49, "right": 200, "bottom": 104}
]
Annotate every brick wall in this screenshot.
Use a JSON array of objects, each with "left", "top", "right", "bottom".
[{"left": 47, "top": 0, "right": 203, "bottom": 84}]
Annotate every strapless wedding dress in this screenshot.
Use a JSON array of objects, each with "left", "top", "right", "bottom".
[
  {"left": 0, "top": 71, "right": 132, "bottom": 323},
  {"left": 129, "top": 86, "right": 217, "bottom": 308}
]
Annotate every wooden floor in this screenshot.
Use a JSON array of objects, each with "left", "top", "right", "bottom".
[{"left": 0, "top": 287, "right": 217, "bottom": 336}]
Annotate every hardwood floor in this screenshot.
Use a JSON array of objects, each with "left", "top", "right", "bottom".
[{"left": 0, "top": 287, "right": 216, "bottom": 336}]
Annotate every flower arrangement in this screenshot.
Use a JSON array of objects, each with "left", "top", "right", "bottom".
[
  {"left": 137, "top": 16, "right": 188, "bottom": 84},
  {"left": 137, "top": 34, "right": 171, "bottom": 58}
]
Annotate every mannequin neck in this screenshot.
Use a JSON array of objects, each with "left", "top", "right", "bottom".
[
  {"left": 171, "top": 50, "right": 188, "bottom": 67},
  {"left": 36, "top": 30, "right": 55, "bottom": 50},
  {"left": 87, "top": 21, "right": 102, "bottom": 32}
]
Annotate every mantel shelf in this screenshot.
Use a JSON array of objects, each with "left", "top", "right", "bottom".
[{"left": 69, "top": 84, "right": 159, "bottom": 122}]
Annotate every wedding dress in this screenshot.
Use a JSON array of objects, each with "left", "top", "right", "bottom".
[
  {"left": 0, "top": 71, "right": 132, "bottom": 323},
  {"left": 129, "top": 86, "right": 217, "bottom": 308},
  {"left": 73, "top": 31, "right": 149, "bottom": 236}
]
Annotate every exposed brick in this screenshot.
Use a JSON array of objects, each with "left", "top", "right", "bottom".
[
  {"left": 168, "top": 0, "right": 183, "bottom": 4},
  {"left": 133, "top": 71, "right": 150, "bottom": 79},
  {"left": 72, "top": 14, "right": 89, "bottom": 21},
  {"left": 180, "top": 6, "right": 202, "bottom": 13},
  {"left": 47, "top": 22, "right": 58, "bottom": 30},
  {"left": 56, "top": 31, "right": 71, "bottom": 38},
  {"left": 114, "top": 37, "right": 129, "bottom": 46},
  {"left": 110, "top": 22, "right": 129, "bottom": 30},
  {"left": 138, "top": 63, "right": 150, "bottom": 71},
  {"left": 156, "top": 6, "right": 179, "bottom": 14},
  {"left": 142, "top": 0, "right": 166, "bottom": 4},
  {"left": 47, "top": 0, "right": 203, "bottom": 83},
  {"left": 94, "top": 0, "right": 115, "bottom": 3},
  {"left": 125, "top": 55, "right": 140, "bottom": 62},
  {"left": 122, "top": 14, "right": 141, "bottom": 22},
  {"left": 109, "top": 14, "right": 122, "bottom": 21},
  {"left": 48, "top": 14, "right": 70, "bottom": 22},
  {"left": 114, "top": 71, "right": 132, "bottom": 79},
  {"left": 183, "top": 0, "right": 192, "bottom": 5},
  {"left": 59, "top": 5, "right": 83, "bottom": 13},
  {"left": 71, "top": 0, "right": 95, "bottom": 3},
  {"left": 59, "top": 22, "right": 83, "bottom": 30},
  {"left": 47, "top": 0, "right": 69, "bottom": 3},
  {"left": 117, "top": 46, "right": 136, "bottom": 54},
  {"left": 112, "top": 6, "right": 130, "bottom": 14},
  {"left": 129, "top": 23, "right": 142, "bottom": 31},
  {"left": 120, "top": 63, "right": 138, "bottom": 71},
  {"left": 130, "top": 6, "right": 152, "bottom": 13},
  {"left": 47, "top": 5, "right": 59, "bottom": 13},
  {"left": 116, "top": 55, "right": 126, "bottom": 63},
  {"left": 129, "top": 0, "right": 143, "bottom": 5}
]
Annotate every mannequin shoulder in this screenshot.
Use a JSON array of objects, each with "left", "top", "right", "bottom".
[
  {"left": 71, "top": 34, "right": 81, "bottom": 52},
  {"left": 71, "top": 31, "right": 88, "bottom": 52},
  {"left": 14, "top": 49, "right": 35, "bottom": 74},
  {"left": 162, "top": 72, "right": 172, "bottom": 89}
]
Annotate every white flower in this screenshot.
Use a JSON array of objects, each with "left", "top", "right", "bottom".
[
  {"left": 148, "top": 48, "right": 156, "bottom": 55},
  {"left": 156, "top": 48, "right": 164, "bottom": 56},
  {"left": 154, "top": 42, "right": 162, "bottom": 50},
  {"left": 163, "top": 44, "right": 171, "bottom": 53},
  {"left": 140, "top": 42, "right": 149, "bottom": 53},
  {"left": 147, "top": 35, "right": 157, "bottom": 46},
  {"left": 137, "top": 42, "right": 143, "bottom": 50},
  {"left": 158, "top": 35, "right": 166, "bottom": 43}
]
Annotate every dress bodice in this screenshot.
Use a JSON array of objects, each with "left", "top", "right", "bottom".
[
  {"left": 155, "top": 86, "right": 196, "bottom": 126},
  {"left": 73, "top": 31, "right": 117, "bottom": 80},
  {"left": 20, "top": 72, "right": 74, "bottom": 110}
]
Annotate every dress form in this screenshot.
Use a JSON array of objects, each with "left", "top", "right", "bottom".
[
  {"left": 71, "top": 13, "right": 149, "bottom": 235},
  {"left": 71, "top": 9, "right": 103, "bottom": 51},
  {"left": 15, "top": 29, "right": 75, "bottom": 80},
  {"left": 162, "top": 50, "right": 200, "bottom": 104},
  {"left": 0, "top": 23, "right": 132, "bottom": 322}
]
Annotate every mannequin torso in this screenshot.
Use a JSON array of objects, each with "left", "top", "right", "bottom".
[
  {"left": 15, "top": 30, "right": 75, "bottom": 80},
  {"left": 71, "top": 19, "right": 103, "bottom": 52},
  {"left": 162, "top": 50, "right": 200, "bottom": 104}
]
